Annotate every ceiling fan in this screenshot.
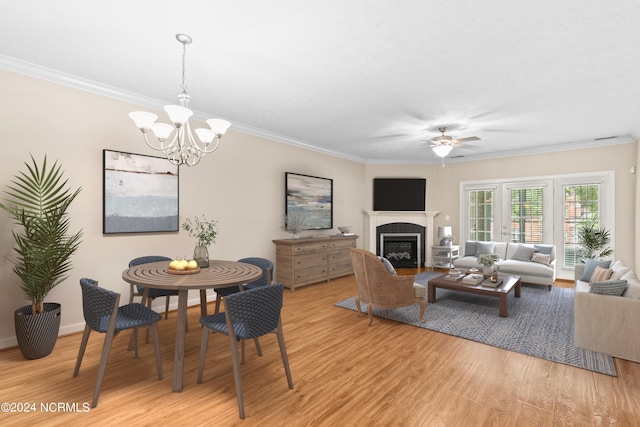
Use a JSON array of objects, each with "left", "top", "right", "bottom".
[{"left": 427, "top": 126, "right": 481, "bottom": 165}]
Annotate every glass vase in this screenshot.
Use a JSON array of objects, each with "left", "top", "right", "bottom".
[{"left": 194, "top": 245, "right": 209, "bottom": 268}]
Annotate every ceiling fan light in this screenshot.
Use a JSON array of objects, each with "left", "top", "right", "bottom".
[{"left": 432, "top": 145, "right": 453, "bottom": 158}]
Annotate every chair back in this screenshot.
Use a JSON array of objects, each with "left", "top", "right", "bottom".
[
  {"left": 349, "top": 248, "right": 373, "bottom": 302},
  {"left": 224, "top": 283, "right": 283, "bottom": 339},
  {"left": 129, "top": 255, "right": 172, "bottom": 267},
  {"left": 79, "top": 278, "right": 120, "bottom": 333},
  {"left": 237, "top": 257, "right": 274, "bottom": 287}
]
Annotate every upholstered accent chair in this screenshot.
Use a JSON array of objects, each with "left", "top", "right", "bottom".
[
  {"left": 349, "top": 247, "right": 427, "bottom": 326},
  {"left": 74, "top": 278, "right": 163, "bottom": 408}
]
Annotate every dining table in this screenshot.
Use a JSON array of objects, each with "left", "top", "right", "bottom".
[{"left": 122, "top": 259, "right": 262, "bottom": 392}]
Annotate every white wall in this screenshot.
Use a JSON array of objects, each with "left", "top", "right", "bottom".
[{"left": 0, "top": 69, "right": 365, "bottom": 348}]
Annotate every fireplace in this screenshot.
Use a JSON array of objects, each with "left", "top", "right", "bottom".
[
  {"left": 363, "top": 211, "right": 439, "bottom": 268},
  {"left": 380, "top": 233, "right": 421, "bottom": 268}
]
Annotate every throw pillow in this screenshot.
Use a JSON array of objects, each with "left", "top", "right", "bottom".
[
  {"left": 589, "top": 279, "right": 628, "bottom": 296},
  {"left": 476, "top": 241, "right": 495, "bottom": 256},
  {"left": 621, "top": 270, "right": 640, "bottom": 298},
  {"left": 531, "top": 252, "right": 551, "bottom": 265},
  {"left": 589, "top": 266, "right": 613, "bottom": 284},
  {"left": 580, "top": 259, "right": 612, "bottom": 282},
  {"left": 378, "top": 256, "right": 397, "bottom": 276},
  {"left": 464, "top": 241, "right": 477, "bottom": 257},
  {"left": 610, "top": 260, "right": 631, "bottom": 280},
  {"left": 534, "top": 244, "right": 554, "bottom": 255},
  {"left": 510, "top": 244, "right": 535, "bottom": 261}
]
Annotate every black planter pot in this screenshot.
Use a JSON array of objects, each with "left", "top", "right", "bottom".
[{"left": 14, "top": 303, "right": 61, "bottom": 360}]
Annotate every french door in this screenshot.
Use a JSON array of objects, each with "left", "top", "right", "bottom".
[{"left": 463, "top": 180, "right": 553, "bottom": 244}]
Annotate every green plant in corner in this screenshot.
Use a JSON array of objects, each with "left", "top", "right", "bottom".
[
  {"left": 0, "top": 155, "right": 83, "bottom": 314},
  {"left": 576, "top": 215, "right": 612, "bottom": 261}
]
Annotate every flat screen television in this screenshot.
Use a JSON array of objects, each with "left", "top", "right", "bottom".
[{"left": 373, "top": 178, "right": 426, "bottom": 211}]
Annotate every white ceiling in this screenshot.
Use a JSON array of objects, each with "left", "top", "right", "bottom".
[{"left": 2, "top": 0, "right": 640, "bottom": 164}]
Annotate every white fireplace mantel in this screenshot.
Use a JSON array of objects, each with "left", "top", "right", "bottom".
[{"left": 363, "top": 211, "right": 439, "bottom": 267}]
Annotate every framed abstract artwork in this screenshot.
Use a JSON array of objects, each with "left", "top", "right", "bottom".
[
  {"left": 285, "top": 172, "right": 333, "bottom": 230},
  {"left": 103, "top": 149, "right": 179, "bottom": 234}
]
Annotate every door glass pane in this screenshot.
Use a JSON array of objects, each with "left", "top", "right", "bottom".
[
  {"left": 468, "top": 189, "right": 494, "bottom": 241},
  {"left": 510, "top": 188, "right": 543, "bottom": 243},
  {"left": 563, "top": 184, "right": 600, "bottom": 267}
]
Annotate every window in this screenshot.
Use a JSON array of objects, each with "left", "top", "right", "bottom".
[
  {"left": 510, "top": 187, "right": 544, "bottom": 244},
  {"left": 563, "top": 184, "right": 601, "bottom": 268},
  {"left": 467, "top": 189, "right": 494, "bottom": 241}
]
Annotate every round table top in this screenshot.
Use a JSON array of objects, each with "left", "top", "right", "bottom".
[{"left": 122, "top": 260, "right": 262, "bottom": 290}]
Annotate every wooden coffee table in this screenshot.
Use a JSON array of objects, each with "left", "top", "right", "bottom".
[{"left": 427, "top": 273, "right": 521, "bottom": 317}]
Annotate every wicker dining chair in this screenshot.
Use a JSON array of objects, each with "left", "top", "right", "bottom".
[
  {"left": 73, "top": 278, "right": 163, "bottom": 408},
  {"left": 128, "top": 255, "right": 177, "bottom": 318},
  {"left": 197, "top": 283, "right": 293, "bottom": 419},
  {"left": 213, "top": 257, "right": 274, "bottom": 313}
]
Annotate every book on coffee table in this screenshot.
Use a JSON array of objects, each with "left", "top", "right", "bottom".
[
  {"left": 462, "top": 274, "right": 484, "bottom": 285},
  {"left": 482, "top": 277, "right": 503, "bottom": 287}
]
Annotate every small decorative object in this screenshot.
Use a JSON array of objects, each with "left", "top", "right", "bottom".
[
  {"left": 338, "top": 226, "right": 354, "bottom": 236},
  {"left": 491, "top": 271, "right": 499, "bottom": 283},
  {"left": 477, "top": 253, "right": 499, "bottom": 276},
  {"left": 284, "top": 210, "right": 307, "bottom": 239},
  {"left": 181, "top": 215, "right": 218, "bottom": 268},
  {"left": 438, "top": 226, "right": 453, "bottom": 246}
]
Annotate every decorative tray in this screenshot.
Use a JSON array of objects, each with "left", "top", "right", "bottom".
[{"left": 166, "top": 267, "right": 201, "bottom": 275}]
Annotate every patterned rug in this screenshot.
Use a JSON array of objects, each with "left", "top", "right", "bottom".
[{"left": 335, "top": 271, "right": 617, "bottom": 376}]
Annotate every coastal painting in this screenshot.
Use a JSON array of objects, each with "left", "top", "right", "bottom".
[
  {"left": 103, "top": 150, "right": 179, "bottom": 234},
  {"left": 285, "top": 172, "right": 333, "bottom": 230}
]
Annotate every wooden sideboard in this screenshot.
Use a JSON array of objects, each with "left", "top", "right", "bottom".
[{"left": 273, "top": 235, "right": 359, "bottom": 291}]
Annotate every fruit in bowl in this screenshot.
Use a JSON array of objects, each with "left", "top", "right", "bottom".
[{"left": 168, "top": 259, "right": 199, "bottom": 271}]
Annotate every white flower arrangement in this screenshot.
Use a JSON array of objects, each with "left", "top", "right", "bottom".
[
  {"left": 477, "top": 253, "right": 499, "bottom": 267},
  {"left": 181, "top": 215, "right": 218, "bottom": 247}
]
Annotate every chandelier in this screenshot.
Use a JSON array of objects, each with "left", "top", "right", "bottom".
[{"left": 129, "top": 34, "right": 231, "bottom": 167}]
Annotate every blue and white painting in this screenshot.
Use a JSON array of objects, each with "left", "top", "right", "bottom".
[
  {"left": 286, "top": 172, "right": 333, "bottom": 230},
  {"left": 103, "top": 150, "right": 179, "bottom": 233}
]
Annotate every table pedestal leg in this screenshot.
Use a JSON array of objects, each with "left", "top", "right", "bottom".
[{"left": 172, "top": 289, "right": 189, "bottom": 392}]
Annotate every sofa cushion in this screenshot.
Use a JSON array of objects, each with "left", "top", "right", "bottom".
[
  {"left": 610, "top": 260, "right": 631, "bottom": 280},
  {"left": 621, "top": 270, "right": 640, "bottom": 298},
  {"left": 589, "top": 279, "right": 628, "bottom": 296},
  {"left": 580, "top": 259, "right": 612, "bottom": 282},
  {"left": 510, "top": 244, "right": 535, "bottom": 261},
  {"left": 464, "top": 241, "right": 477, "bottom": 256},
  {"left": 531, "top": 252, "right": 551, "bottom": 265},
  {"left": 589, "top": 265, "right": 613, "bottom": 284},
  {"left": 476, "top": 241, "right": 494, "bottom": 255},
  {"left": 499, "top": 259, "right": 553, "bottom": 277},
  {"left": 378, "top": 256, "right": 397, "bottom": 276}
]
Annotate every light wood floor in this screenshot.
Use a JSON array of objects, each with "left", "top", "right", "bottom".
[{"left": 1, "top": 270, "right": 639, "bottom": 426}]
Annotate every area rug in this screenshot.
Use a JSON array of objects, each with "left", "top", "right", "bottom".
[{"left": 335, "top": 271, "right": 617, "bottom": 376}]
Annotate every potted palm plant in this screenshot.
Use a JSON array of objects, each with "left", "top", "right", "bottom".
[
  {"left": 576, "top": 216, "right": 612, "bottom": 261},
  {"left": 0, "top": 155, "right": 83, "bottom": 359}
]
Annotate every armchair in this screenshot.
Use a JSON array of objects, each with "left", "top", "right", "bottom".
[{"left": 349, "top": 248, "right": 426, "bottom": 326}]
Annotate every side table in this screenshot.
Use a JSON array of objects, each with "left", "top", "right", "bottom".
[{"left": 431, "top": 245, "right": 460, "bottom": 270}]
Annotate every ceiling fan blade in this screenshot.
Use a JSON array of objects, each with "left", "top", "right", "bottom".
[
  {"left": 456, "top": 143, "right": 481, "bottom": 150},
  {"left": 454, "top": 136, "right": 481, "bottom": 143}
]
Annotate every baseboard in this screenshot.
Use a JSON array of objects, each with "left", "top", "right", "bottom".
[{"left": 0, "top": 294, "right": 215, "bottom": 351}]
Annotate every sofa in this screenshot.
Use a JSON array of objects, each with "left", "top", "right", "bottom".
[
  {"left": 574, "top": 260, "right": 640, "bottom": 363},
  {"left": 453, "top": 241, "right": 556, "bottom": 289}
]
